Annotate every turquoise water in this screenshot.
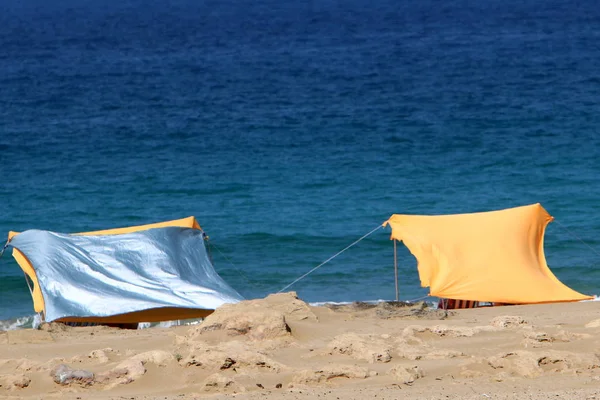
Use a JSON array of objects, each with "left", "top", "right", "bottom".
[{"left": 1, "top": 0, "right": 600, "bottom": 325}]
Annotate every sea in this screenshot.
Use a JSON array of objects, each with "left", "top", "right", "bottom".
[{"left": 1, "top": 0, "right": 600, "bottom": 329}]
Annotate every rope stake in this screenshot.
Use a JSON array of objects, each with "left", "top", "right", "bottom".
[{"left": 277, "top": 225, "right": 383, "bottom": 293}]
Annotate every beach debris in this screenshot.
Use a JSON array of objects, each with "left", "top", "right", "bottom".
[
  {"left": 490, "top": 316, "right": 528, "bottom": 328},
  {"left": 389, "top": 365, "right": 424, "bottom": 384},
  {"left": 325, "top": 333, "right": 392, "bottom": 363},
  {"left": 50, "top": 364, "right": 94, "bottom": 386},
  {"left": 0, "top": 373, "right": 31, "bottom": 390}
]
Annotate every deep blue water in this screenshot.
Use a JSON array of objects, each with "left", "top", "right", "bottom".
[{"left": 1, "top": 0, "right": 600, "bottom": 325}]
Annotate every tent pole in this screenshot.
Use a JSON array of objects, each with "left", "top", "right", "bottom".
[{"left": 394, "top": 239, "right": 399, "bottom": 302}]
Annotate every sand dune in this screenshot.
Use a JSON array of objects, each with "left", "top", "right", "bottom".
[{"left": 1, "top": 293, "right": 600, "bottom": 399}]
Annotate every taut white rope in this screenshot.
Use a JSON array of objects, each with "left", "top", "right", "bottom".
[
  {"left": 555, "top": 219, "right": 600, "bottom": 259},
  {"left": 277, "top": 225, "right": 383, "bottom": 293}
]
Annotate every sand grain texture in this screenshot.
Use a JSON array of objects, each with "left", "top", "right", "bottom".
[{"left": 2, "top": 293, "right": 600, "bottom": 399}]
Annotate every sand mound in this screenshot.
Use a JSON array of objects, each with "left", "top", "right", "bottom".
[
  {"left": 554, "top": 330, "right": 592, "bottom": 341},
  {"left": 520, "top": 328, "right": 592, "bottom": 348},
  {"left": 403, "top": 316, "right": 531, "bottom": 340},
  {"left": 45, "top": 350, "right": 175, "bottom": 390},
  {"left": 202, "top": 372, "right": 247, "bottom": 393},
  {"left": 325, "top": 301, "right": 450, "bottom": 320},
  {"left": 325, "top": 333, "right": 392, "bottom": 363},
  {"left": 396, "top": 342, "right": 465, "bottom": 360},
  {"left": 38, "top": 322, "right": 72, "bottom": 332},
  {"left": 187, "top": 292, "right": 314, "bottom": 341},
  {"left": 201, "top": 369, "right": 284, "bottom": 394},
  {"left": 178, "top": 340, "right": 287, "bottom": 373},
  {"left": 255, "top": 292, "right": 318, "bottom": 322},
  {"left": 394, "top": 329, "right": 466, "bottom": 360},
  {"left": 127, "top": 350, "right": 174, "bottom": 366},
  {"left": 195, "top": 307, "right": 290, "bottom": 340},
  {"left": 490, "top": 316, "right": 529, "bottom": 328},
  {"left": 403, "top": 324, "right": 496, "bottom": 338},
  {"left": 87, "top": 348, "right": 115, "bottom": 363},
  {"left": 389, "top": 365, "right": 424, "bottom": 384},
  {"left": 0, "top": 358, "right": 39, "bottom": 373},
  {"left": 521, "top": 330, "right": 555, "bottom": 348},
  {"left": 585, "top": 319, "right": 600, "bottom": 328},
  {"left": 0, "top": 374, "right": 31, "bottom": 391},
  {"left": 3, "top": 295, "right": 600, "bottom": 399},
  {"left": 461, "top": 350, "right": 600, "bottom": 379},
  {"left": 291, "top": 364, "right": 374, "bottom": 386},
  {"left": 98, "top": 350, "right": 175, "bottom": 387}
]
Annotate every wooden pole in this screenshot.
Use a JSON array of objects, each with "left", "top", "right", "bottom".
[{"left": 394, "top": 239, "right": 399, "bottom": 302}]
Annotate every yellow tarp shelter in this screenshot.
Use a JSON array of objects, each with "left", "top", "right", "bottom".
[
  {"left": 383, "top": 203, "right": 592, "bottom": 304},
  {"left": 7, "top": 217, "right": 242, "bottom": 325}
]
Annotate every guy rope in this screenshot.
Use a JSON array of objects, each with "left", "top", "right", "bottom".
[{"left": 278, "top": 225, "right": 383, "bottom": 293}]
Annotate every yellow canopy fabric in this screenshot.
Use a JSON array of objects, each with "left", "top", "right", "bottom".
[
  {"left": 8, "top": 216, "right": 202, "bottom": 320},
  {"left": 383, "top": 203, "right": 592, "bottom": 304}
]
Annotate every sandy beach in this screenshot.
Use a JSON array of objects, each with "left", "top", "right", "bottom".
[{"left": 2, "top": 292, "right": 600, "bottom": 400}]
